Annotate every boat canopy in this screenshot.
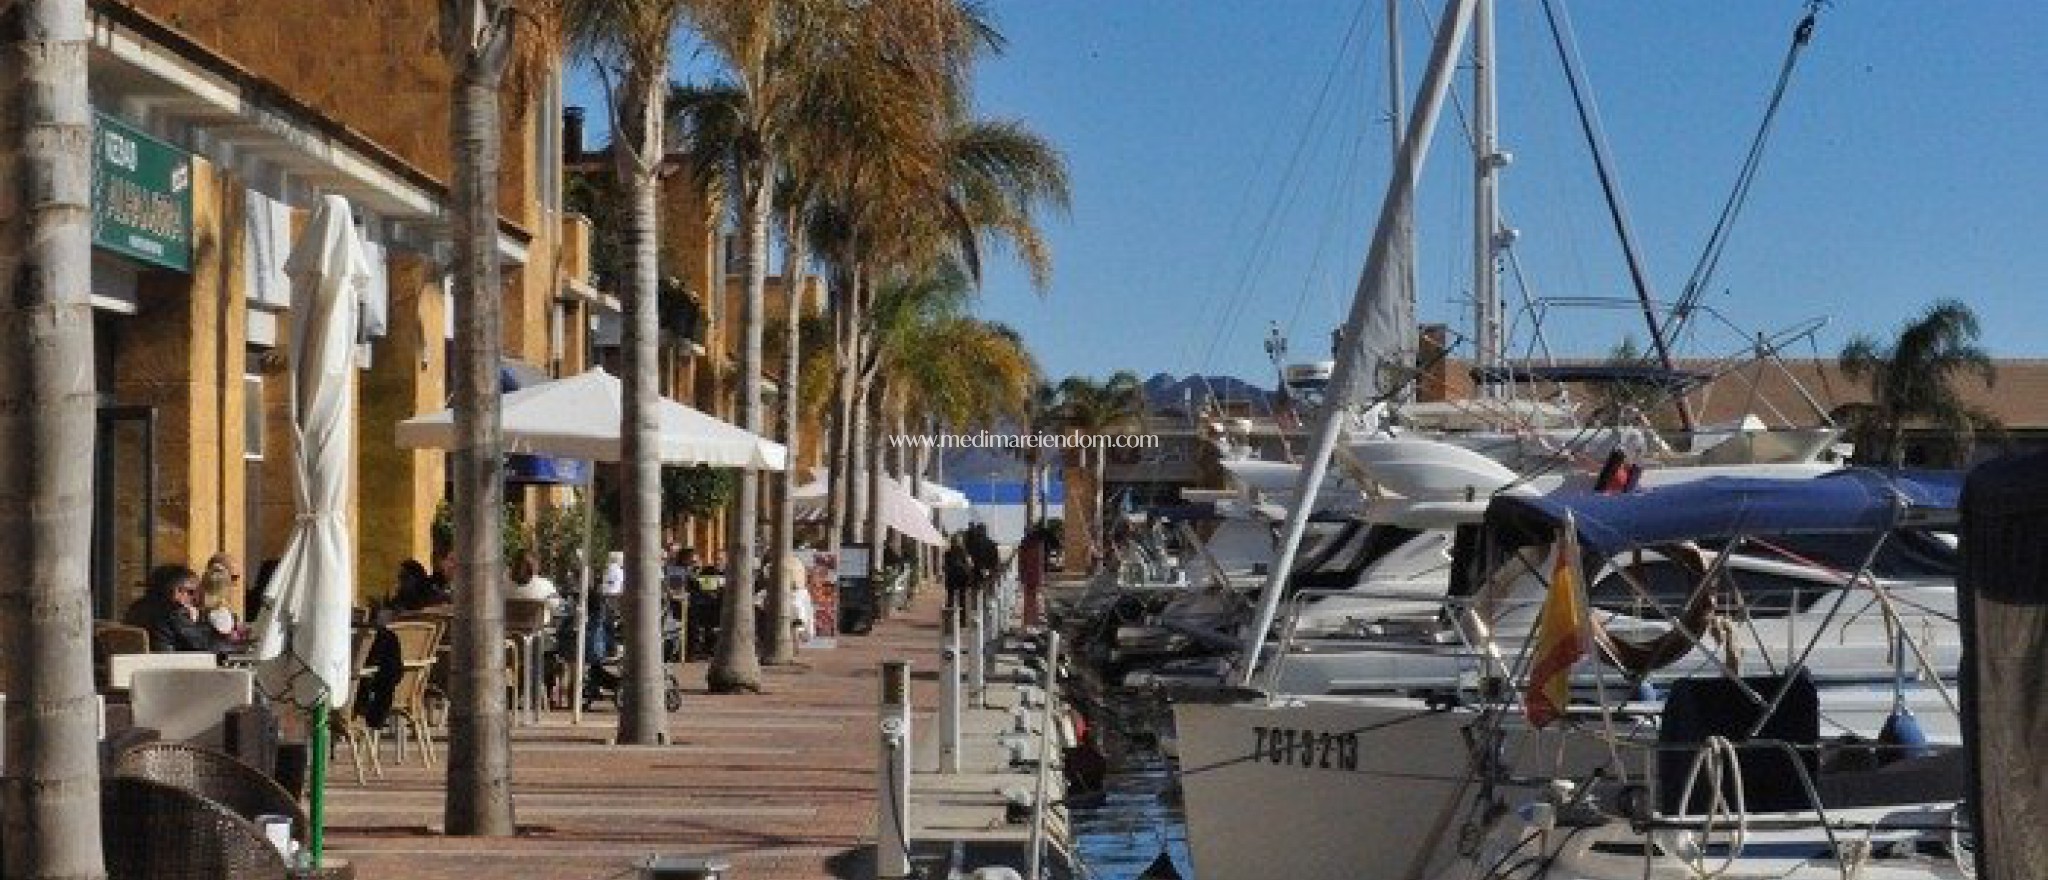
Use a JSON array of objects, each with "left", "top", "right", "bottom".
[{"left": 1483, "top": 468, "right": 1962, "bottom": 561}]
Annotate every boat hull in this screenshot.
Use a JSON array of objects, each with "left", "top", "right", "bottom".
[{"left": 1173, "top": 698, "right": 1491, "bottom": 880}]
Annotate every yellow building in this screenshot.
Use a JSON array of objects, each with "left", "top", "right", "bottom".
[{"left": 84, "top": 0, "right": 599, "bottom": 614}]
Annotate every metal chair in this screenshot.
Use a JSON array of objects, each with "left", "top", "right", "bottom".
[
  {"left": 100, "top": 775, "right": 289, "bottom": 880},
  {"left": 505, "top": 598, "right": 551, "bottom": 723},
  {"left": 111, "top": 741, "right": 309, "bottom": 845},
  {"left": 382, "top": 620, "right": 442, "bottom": 767}
]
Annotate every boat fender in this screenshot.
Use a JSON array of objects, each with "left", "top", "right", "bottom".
[{"left": 1877, "top": 707, "right": 1932, "bottom": 763}]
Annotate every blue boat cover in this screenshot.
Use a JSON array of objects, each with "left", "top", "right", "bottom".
[{"left": 1485, "top": 468, "right": 1962, "bottom": 559}]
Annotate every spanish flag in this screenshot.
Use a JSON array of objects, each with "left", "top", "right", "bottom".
[{"left": 1524, "top": 512, "right": 1591, "bottom": 728}]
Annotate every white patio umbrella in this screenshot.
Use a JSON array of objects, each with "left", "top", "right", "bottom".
[
  {"left": 394, "top": 366, "right": 786, "bottom": 469},
  {"left": 247, "top": 194, "right": 366, "bottom": 867},
  {"left": 788, "top": 469, "right": 945, "bottom": 547},
  {"left": 394, "top": 367, "right": 786, "bottom": 722}
]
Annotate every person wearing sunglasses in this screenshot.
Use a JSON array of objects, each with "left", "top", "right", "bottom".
[{"left": 122, "top": 563, "right": 228, "bottom": 653}]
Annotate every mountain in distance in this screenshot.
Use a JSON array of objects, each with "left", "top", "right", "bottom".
[{"left": 1140, "top": 372, "right": 1275, "bottom": 415}]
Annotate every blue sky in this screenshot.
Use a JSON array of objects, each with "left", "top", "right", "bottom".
[{"left": 572, "top": 2, "right": 2048, "bottom": 385}]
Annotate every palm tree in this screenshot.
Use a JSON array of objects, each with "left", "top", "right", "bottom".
[
  {"left": 680, "top": 0, "right": 812, "bottom": 693},
  {"left": 1021, "top": 380, "right": 1060, "bottom": 531},
  {"left": 765, "top": 203, "right": 811, "bottom": 665},
  {"left": 0, "top": 1, "right": 106, "bottom": 874},
  {"left": 833, "top": 114, "right": 1068, "bottom": 552},
  {"left": 861, "top": 266, "right": 1035, "bottom": 545},
  {"left": 1838, "top": 299, "right": 2000, "bottom": 468},
  {"left": 1055, "top": 372, "right": 1144, "bottom": 567},
  {"left": 686, "top": 0, "right": 988, "bottom": 684},
  {"left": 437, "top": 0, "right": 525, "bottom": 835},
  {"left": 566, "top": 0, "right": 690, "bottom": 740}
]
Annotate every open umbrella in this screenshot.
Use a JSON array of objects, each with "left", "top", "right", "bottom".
[
  {"left": 788, "top": 469, "right": 947, "bottom": 547},
  {"left": 395, "top": 366, "right": 786, "bottom": 469},
  {"left": 248, "top": 194, "right": 367, "bottom": 868},
  {"left": 395, "top": 367, "right": 786, "bottom": 721}
]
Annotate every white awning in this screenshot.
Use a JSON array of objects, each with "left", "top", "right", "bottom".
[{"left": 394, "top": 367, "right": 786, "bottom": 470}]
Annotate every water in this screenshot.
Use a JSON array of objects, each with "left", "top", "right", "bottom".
[
  {"left": 1070, "top": 750, "right": 1192, "bottom": 880},
  {"left": 1067, "top": 683, "right": 1195, "bottom": 879}
]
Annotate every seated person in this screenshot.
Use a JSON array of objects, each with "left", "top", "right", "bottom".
[
  {"left": 123, "top": 564, "right": 227, "bottom": 653},
  {"left": 390, "top": 558, "right": 449, "bottom": 611},
  {"left": 199, "top": 552, "right": 247, "bottom": 645},
  {"left": 507, "top": 552, "right": 560, "bottom": 623}
]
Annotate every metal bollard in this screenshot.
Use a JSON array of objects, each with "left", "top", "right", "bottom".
[
  {"left": 969, "top": 593, "right": 988, "bottom": 708},
  {"left": 941, "top": 607, "right": 962, "bottom": 774},
  {"left": 1025, "top": 631, "right": 1060, "bottom": 880},
  {"left": 876, "top": 661, "right": 913, "bottom": 879}
]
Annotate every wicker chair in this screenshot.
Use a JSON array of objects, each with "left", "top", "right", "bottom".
[
  {"left": 382, "top": 619, "right": 443, "bottom": 767},
  {"left": 389, "top": 609, "right": 452, "bottom": 729},
  {"left": 332, "top": 628, "right": 384, "bottom": 783},
  {"left": 101, "top": 775, "right": 289, "bottom": 880},
  {"left": 112, "top": 741, "right": 309, "bottom": 845}
]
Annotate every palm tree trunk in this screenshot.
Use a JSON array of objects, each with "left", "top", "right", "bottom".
[
  {"left": 765, "top": 215, "right": 805, "bottom": 665},
  {"left": 826, "top": 271, "right": 862, "bottom": 554},
  {"left": 863, "top": 385, "right": 885, "bottom": 554},
  {"left": 1023, "top": 446, "right": 1041, "bottom": 531},
  {"left": 617, "top": 63, "right": 670, "bottom": 740},
  {"left": 709, "top": 162, "right": 770, "bottom": 694},
  {"left": 442, "top": 0, "right": 515, "bottom": 834},
  {"left": 1094, "top": 447, "right": 1108, "bottom": 557},
  {"left": 849, "top": 380, "right": 871, "bottom": 544},
  {"left": 0, "top": 1, "right": 106, "bottom": 873}
]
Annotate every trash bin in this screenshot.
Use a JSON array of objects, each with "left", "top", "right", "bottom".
[{"left": 838, "top": 575, "right": 874, "bottom": 634}]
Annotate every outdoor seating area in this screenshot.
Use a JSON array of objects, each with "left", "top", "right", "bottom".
[{"left": 0, "top": 601, "right": 603, "bottom": 878}]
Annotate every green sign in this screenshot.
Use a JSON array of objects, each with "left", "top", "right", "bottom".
[{"left": 93, "top": 111, "right": 193, "bottom": 272}]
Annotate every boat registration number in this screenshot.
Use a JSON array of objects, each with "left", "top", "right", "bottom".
[{"left": 1250, "top": 726, "right": 1361, "bottom": 771}]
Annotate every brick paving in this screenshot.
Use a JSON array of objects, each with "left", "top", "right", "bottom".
[{"left": 325, "top": 591, "right": 947, "bottom": 880}]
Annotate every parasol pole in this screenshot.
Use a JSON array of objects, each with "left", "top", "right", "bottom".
[
  {"left": 571, "top": 478, "right": 596, "bottom": 724},
  {"left": 309, "top": 700, "right": 328, "bottom": 867}
]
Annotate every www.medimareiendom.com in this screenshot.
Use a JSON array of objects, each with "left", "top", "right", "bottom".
[{"left": 885, "top": 431, "right": 1161, "bottom": 450}]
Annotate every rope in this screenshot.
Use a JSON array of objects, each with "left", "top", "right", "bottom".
[
  {"left": 1535, "top": 0, "right": 1684, "bottom": 409},
  {"left": 1669, "top": 3, "right": 1827, "bottom": 339},
  {"left": 1673, "top": 735, "right": 1748, "bottom": 879}
]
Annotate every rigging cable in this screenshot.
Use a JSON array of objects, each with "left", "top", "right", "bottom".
[
  {"left": 1536, "top": 0, "right": 1694, "bottom": 431},
  {"left": 1187, "top": 0, "right": 1379, "bottom": 391},
  {"left": 1668, "top": 2, "right": 1826, "bottom": 341}
]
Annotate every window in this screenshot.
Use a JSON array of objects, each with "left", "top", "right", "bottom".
[{"left": 243, "top": 374, "right": 265, "bottom": 460}]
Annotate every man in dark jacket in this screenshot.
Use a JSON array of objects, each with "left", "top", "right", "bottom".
[
  {"left": 123, "top": 564, "right": 225, "bottom": 653},
  {"left": 965, "top": 522, "right": 1001, "bottom": 591},
  {"left": 942, "top": 534, "right": 974, "bottom": 616}
]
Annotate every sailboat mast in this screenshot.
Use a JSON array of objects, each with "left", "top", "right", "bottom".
[
  {"left": 1236, "top": 0, "right": 1479, "bottom": 687},
  {"left": 1472, "top": 0, "right": 1508, "bottom": 393},
  {"left": 1389, "top": 0, "right": 1418, "bottom": 401}
]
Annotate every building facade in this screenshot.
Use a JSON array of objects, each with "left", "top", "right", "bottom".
[{"left": 84, "top": 0, "right": 600, "bottom": 614}]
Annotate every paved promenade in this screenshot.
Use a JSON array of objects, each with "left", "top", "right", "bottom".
[{"left": 326, "top": 591, "right": 947, "bottom": 879}]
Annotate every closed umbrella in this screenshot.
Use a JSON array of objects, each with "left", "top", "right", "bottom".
[{"left": 248, "top": 194, "right": 367, "bottom": 868}]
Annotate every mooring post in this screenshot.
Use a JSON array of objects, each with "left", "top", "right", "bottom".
[
  {"left": 1026, "top": 631, "right": 1061, "bottom": 880},
  {"left": 876, "top": 660, "right": 913, "bottom": 879},
  {"left": 970, "top": 590, "right": 989, "bottom": 708},
  {"left": 940, "top": 606, "right": 962, "bottom": 774}
]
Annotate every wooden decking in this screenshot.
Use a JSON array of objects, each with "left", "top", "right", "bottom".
[{"left": 325, "top": 591, "right": 949, "bottom": 879}]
